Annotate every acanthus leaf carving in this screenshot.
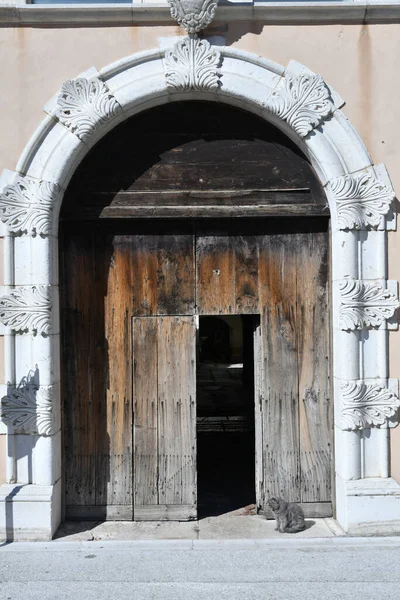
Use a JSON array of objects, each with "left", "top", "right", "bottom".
[
  {"left": 339, "top": 280, "right": 399, "bottom": 330},
  {"left": 340, "top": 380, "right": 400, "bottom": 430},
  {"left": 1, "top": 384, "right": 54, "bottom": 435},
  {"left": 0, "top": 175, "right": 57, "bottom": 236},
  {"left": 165, "top": 36, "right": 221, "bottom": 92},
  {"left": 167, "top": 0, "right": 218, "bottom": 34},
  {"left": 330, "top": 171, "right": 395, "bottom": 230},
  {"left": 268, "top": 74, "right": 332, "bottom": 138},
  {"left": 0, "top": 285, "right": 52, "bottom": 336},
  {"left": 56, "top": 77, "right": 121, "bottom": 142}
]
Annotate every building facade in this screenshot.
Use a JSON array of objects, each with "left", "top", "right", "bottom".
[{"left": 0, "top": 0, "right": 400, "bottom": 539}]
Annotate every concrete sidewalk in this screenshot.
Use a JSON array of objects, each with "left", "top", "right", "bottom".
[{"left": 1, "top": 536, "right": 400, "bottom": 600}]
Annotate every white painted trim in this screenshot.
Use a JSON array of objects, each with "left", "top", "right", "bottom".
[
  {"left": 1, "top": 1, "right": 400, "bottom": 27},
  {"left": 0, "top": 43, "right": 398, "bottom": 539}
]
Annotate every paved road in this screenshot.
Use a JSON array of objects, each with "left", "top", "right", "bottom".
[{"left": 1, "top": 537, "right": 400, "bottom": 600}]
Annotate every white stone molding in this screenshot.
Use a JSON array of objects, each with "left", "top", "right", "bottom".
[
  {"left": 340, "top": 380, "right": 400, "bottom": 431},
  {"left": 1, "top": 383, "right": 55, "bottom": 436},
  {"left": 2, "top": 2, "right": 400, "bottom": 28},
  {"left": 0, "top": 48, "right": 398, "bottom": 537},
  {"left": 339, "top": 279, "right": 399, "bottom": 331},
  {"left": 0, "top": 174, "right": 58, "bottom": 236},
  {"left": 56, "top": 77, "right": 122, "bottom": 142},
  {"left": 165, "top": 36, "right": 221, "bottom": 92},
  {"left": 267, "top": 74, "right": 333, "bottom": 138},
  {"left": 167, "top": 0, "right": 218, "bottom": 34},
  {"left": 329, "top": 168, "right": 395, "bottom": 230},
  {"left": 0, "top": 285, "right": 52, "bottom": 336}
]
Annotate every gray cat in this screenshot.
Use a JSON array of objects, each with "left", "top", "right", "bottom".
[{"left": 267, "top": 496, "right": 305, "bottom": 533}]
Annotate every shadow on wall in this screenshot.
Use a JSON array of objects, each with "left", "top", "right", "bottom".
[
  {"left": 203, "top": 19, "right": 265, "bottom": 46},
  {"left": 0, "top": 367, "right": 44, "bottom": 543}
]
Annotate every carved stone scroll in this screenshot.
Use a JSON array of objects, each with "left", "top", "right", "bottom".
[
  {"left": 1, "top": 384, "right": 54, "bottom": 435},
  {"left": 165, "top": 36, "right": 221, "bottom": 92},
  {"left": 0, "top": 175, "right": 57, "bottom": 236},
  {"left": 340, "top": 380, "right": 400, "bottom": 430},
  {"left": 56, "top": 77, "right": 122, "bottom": 142},
  {"left": 268, "top": 74, "right": 332, "bottom": 138},
  {"left": 0, "top": 285, "right": 52, "bottom": 336},
  {"left": 339, "top": 280, "right": 399, "bottom": 330},
  {"left": 330, "top": 171, "right": 394, "bottom": 230}
]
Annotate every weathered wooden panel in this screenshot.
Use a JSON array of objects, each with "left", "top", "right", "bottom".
[
  {"left": 62, "top": 227, "right": 134, "bottom": 516},
  {"left": 158, "top": 317, "right": 196, "bottom": 508},
  {"left": 61, "top": 230, "right": 100, "bottom": 510},
  {"left": 132, "top": 316, "right": 197, "bottom": 519},
  {"left": 67, "top": 505, "right": 134, "bottom": 521},
  {"left": 235, "top": 236, "right": 260, "bottom": 314},
  {"left": 134, "top": 505, "right": 197, "bottom": 521},
  {"left": 113, "top": 234, "right": 195, "bottom": 316},
  {"left": 62, "top": 103, "right": 326, "bottom": 222},
  {"left": 259, "top": 234, "right": 301, "bottom": 503},
  {"left": 196, "top": 236, "right": 235, "bottom": 315},
  {"left": 297, "top": 232, "right": 331, "bottom": 503},
  {"left": 253, "top": 319, "right": 264, "bottom": 511},
  {"left": 133, "top": 317, "right": 158, "bottom": 507},
  {"left": 102, "top": 232, "right": 133, "bottom": 508}
]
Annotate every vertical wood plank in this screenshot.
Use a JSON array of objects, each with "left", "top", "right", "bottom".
[
  {"left": 61, "top": 228, "right": 97, "bottom": 509},
  {"left": 196, "top": 236, "right": 235, "bottom": 315},
  {"left": 259, "top": 234, "right": 300, "bottom": 503},
  {"left": 235, "top": 236, "right": 260, "bottom": 314},
  {"left": 157, "top": 316, "right": 196, "bottom": 508},
  {"left": 253, "top": 318, "right": 265, "bottom": 511},
  {"left": 156, "top": 235, "right": 195, "bottom": 315},
  {"left": 103, "top": 234, "right": 133, "bottom": 509},
  {"left": 297, "top": 231, "right": 331, "bottom": 503},
  {"left": 129, "top": 235, "right": 158, "bottom": 316},
  {"left": 133, "top": 317, "right": 159, "bottom": 507}
]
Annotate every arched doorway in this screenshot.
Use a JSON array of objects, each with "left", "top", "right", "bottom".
[{"left": 59, "top": 101, "right": 332, "bottom": 520}]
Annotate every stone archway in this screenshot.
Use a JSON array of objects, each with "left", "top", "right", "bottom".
[{"left": 0, "top": 41, "right": 399, "bottom": 539}]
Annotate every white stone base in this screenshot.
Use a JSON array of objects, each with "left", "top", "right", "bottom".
[
  {"left": 0, "top": 480, "right": 61, "bottom": 541},
  {"left": 336, "top": 476, "right": 400, "bottom": 534}
]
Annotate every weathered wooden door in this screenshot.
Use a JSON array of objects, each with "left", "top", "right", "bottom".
[
  {"left": 194, "top": 224, "right": 332, "bottom": 517},
  {"left": 60, "top": 102, "right": 332, "bottom": 521},
  {"left": 255, "top": 232, "right": 331, "bottom": 516},
  {"left": 133, "top": 316, "right": 196, "bottom": 520}
]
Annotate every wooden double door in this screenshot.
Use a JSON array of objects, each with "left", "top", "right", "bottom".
[{"left": 61, "top": 218, "right": 332, "bottom": 520}]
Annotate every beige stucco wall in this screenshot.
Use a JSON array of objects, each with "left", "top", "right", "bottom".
[{"left": 0, "top": 22, "right": 400, "bottom": 482}]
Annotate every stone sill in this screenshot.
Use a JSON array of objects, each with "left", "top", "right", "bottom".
[
  {"left": 345, "top": 477, "right": 400, "bottom": 496},
  {"left": 1, "top": 1, "right": 400, "bottom": 27}
]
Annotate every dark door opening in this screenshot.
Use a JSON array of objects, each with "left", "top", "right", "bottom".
[{"left": 196, "top": 315, "right": 257, "bottom": 518}]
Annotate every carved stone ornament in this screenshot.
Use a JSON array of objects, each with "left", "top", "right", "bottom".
[
  {"left": 0, "top": 285, "right": 52, "bottom": 336},
  {"left": 1, "top": 384, "right": 54, "bottom": 435},
  {"left": 339, "top": 280, "right": 399, "bottom": 330},
  {"left": 0, "top": 175, "right": 57, "bottom": 236},
  {"left": 329, "top": 171, "right": 395, "bottom": 230},
  {"left": 56, "top": 77, "right": 121, "bottom": 142},
  {"left": 340, "top": 380, "right": 400, "bottom": 430},
  {"left": 168, "top": 0, "right": 218, "bottom": 34},
  {"left": 268, "top": 74, "right": 332, "bottom": 138},
  {"left": 165, "top": 36, "right": 221, "bottom": 92}
]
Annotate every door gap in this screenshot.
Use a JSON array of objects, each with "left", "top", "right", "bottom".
[{"left": 196, "top": 315, "right": 257, "bottom": 519}]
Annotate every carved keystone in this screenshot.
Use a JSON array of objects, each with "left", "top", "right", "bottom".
[{"left": 168, "top": 0, "right": 218, "bottom": 34}]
